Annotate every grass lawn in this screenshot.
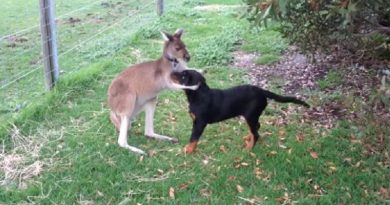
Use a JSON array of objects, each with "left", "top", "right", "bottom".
[{"left": 1, "top": 0, "right": 389, "bottom": 204}]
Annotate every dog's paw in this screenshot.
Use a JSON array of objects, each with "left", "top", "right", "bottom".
[
  {"left": 184, "top": 141, "right": 198, "bottom": 154},
  {"left": 184, "top": 146, "right": 194, "bottom": 154},
  {"left": 243, "top": 134, "right": 254, "bottom": 150}
]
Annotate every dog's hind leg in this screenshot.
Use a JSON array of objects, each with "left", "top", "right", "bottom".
[
  {"left": 144, "top": 99, "right": 179, "bottom": 143},
  {"left": 244, "top": 117, "right": 261, "bottom": 150}
]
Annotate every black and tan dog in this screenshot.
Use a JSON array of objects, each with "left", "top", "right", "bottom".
[{"left": 171, "top": 70, "right": 310, "bottom": 153}]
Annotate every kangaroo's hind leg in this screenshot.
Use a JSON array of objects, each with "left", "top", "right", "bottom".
[
  {"left": 144, "top": 98, "right": 179, "bottom": 143},
  {"left": 116, "top": 95, "right": 146, "bottom": 155},
  {"left": 110, "top": 111, "right": 121, "bottom": 131}
]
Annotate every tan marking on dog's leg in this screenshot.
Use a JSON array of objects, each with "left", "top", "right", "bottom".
[
  {"left": 190, "top": 112, "right": 196, "bottom": 121},
  {"left": 184, "top": 141, "right": 198, "bottom": 154},
  {"left": 144, "top": 100, "right": 178, "bottom": 143},
  {"left": 243, "top": 134, "right": 251, "bottom": 142},
  {"left": 245, "top": 133, "right": 255, "bottom": 150},
  {"left": 118, "top": 115, "right": 146, "bottom": 155}
]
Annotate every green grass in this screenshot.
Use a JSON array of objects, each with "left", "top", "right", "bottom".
[
  {"left": 1, "top": 1, "right": 389, "bottom": 204},
  {"left": 0, "top": 0, "right": 157, "bottom": 122},
  {"left": 241, "top": 25, "right": 287, "bottom": 66},
  {"left": 318, "top": 69, "right": 343, "bottom": 90},
  {"left": 255, "top": 53, "right": 280, "bottom": 65},
  {"left": 204, "top": 0, "right": 242, "bottom": 4}
]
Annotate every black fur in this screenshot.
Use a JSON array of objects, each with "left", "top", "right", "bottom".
[{"left": 171, "top": 70, "right": 310, "bottom": 151}]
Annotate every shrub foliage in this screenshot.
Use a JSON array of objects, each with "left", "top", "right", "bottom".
[{"left": 243, "top": 0, "right": 390, "bottom": 61}]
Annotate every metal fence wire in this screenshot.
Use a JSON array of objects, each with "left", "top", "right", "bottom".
[{"left": 0, "top": 0, "right": 164, "bottom": 120}]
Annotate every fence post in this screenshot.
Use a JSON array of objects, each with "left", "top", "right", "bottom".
[
  {"left": 157, "top": 0, "right": 164, "bottom": 16},
  {"left": 39, "top": 0, "right": 59, "bottom": 90}
]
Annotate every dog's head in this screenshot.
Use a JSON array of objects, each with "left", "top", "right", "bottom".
[
  {"left": 171, "top": 70, "right": 206, "bottom": 89},
  {"left": 161, "top": 29, "right": 191, "bottom": 62}
]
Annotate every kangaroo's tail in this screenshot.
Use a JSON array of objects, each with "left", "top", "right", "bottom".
[{"left": 261, "top": 89, "right": 310, "bottom": 108}]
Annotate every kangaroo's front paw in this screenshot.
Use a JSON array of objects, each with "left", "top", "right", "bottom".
[{"left": 170, "top": 137, "right": 179, "bottom": 144}]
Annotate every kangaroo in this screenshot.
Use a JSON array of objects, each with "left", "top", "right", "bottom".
[{"left": 107, "top": 29, "right": 199, "bottom": 155}]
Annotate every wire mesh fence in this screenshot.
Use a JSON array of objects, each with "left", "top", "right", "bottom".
[{"left": 0, "top": 0, "right": 163, "bottom": 122}]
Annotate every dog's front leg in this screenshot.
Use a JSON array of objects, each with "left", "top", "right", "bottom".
[
  {"left": 184, "top": 120, "right": 207, "bottom": 154},
  {"left": 118, "top": 115, "right": 146, "bottom": 155},
  {"left": 144, "top": 100, "right": 179, "bottom": 143}
]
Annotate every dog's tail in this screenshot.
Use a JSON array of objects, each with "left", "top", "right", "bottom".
[{"left": 261, "top": 89, "right": 310, "bottom": 108}]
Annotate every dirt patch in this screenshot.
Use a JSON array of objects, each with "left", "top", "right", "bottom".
[
  {"left": 232, "top": 46, "right": 331, "bottom": 95},
  {"left": 231, "top": 46, "right": 389, "bottom": 128}
]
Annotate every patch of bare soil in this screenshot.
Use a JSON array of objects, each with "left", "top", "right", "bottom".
[
  {"left": 231, "top": 46, "right": 390, "bottom": 129},
  {"left": 232, "top": 46, "right": 331, "bottom": 94}
]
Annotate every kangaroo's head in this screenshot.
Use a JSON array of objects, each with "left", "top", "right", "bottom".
[{"left": 161, "top": 29, "right": 190, "bottom": 62}]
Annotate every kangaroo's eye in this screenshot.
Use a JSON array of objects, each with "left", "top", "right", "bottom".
[{"left": 175, "top": 47, "right": 181, "bottom": 51}]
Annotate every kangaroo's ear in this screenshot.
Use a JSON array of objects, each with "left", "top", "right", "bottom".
[
  {"left": 174, "top": 28, "right": 184, "bottom": 38},
  {"left": 161, "top": 31, "right": 173, "bottom": 41}
]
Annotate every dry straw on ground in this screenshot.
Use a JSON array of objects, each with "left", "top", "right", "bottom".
[{"left": 0, "top": 124, "right": 61, "bottom": 189}]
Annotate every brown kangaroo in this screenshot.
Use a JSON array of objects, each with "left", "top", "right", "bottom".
[{"left": 107, "top": 29, "right": 199, "bottom": 155}]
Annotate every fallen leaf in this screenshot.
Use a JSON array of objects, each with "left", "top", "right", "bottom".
[
  {"left": 310, "top": 151, "right": 318, "bottom": 159},
  {"left": 236, "top": 184, "right": 244, "bottom": 193},
  {"left": 313, "top": 184, "right": 324, "bottom": 194},
  {"left": 200, "top": 188, "right": 210, "bottom": 197},
  {"left": 228, "top": 176, "right": 236, "bottom": 181},
  {"left": 279, "top": 144, "right": 287, "bottom": 149},
  {"left": 379, "top": 187, "right": 389, "bottom": 198},
  {"left": 96, "top": 190, "right": 104, "bottom": 197},
  {"left": 250, "top": 152, "right": 256, "bottom": 158},
  {"left": 254, "top": 167, "right": 262, "bottom": 178},
  {"left": 148, "top": 149, "right": 157, "bottom": 156},
  {"left": 269, "top": 151, "right": 277, "bottom": 156},
  {"left": 276, "top": 192, "right": 291, "bottom": 204},
  {"left": 329, "top": 166, "right": 337, "bottom": 172},
  {"left": 219, "top": 145, "right": 227, "bottom": 153},
  {"left": 179, "top": 183, "right": 189, "bottom": 190},
  {"left": 256, "top": 159, "right": 261, "bottom": 166},
  {"left": 241, "top": 162, "right": 249, "bottom": 166},
  {"left": 169, "top": 187, "right": 175, "bottom": 199},
  {"left": 157, "top": 169, "right": 164, "bottom": 175},
  {"left": 202, "top": 159, "right": 209, "bottom": 165},
  {"left": 343, "top": 157, "right": 352, "bottom": 163},
  {"left": 354, "top": 161, "right": 362, "bottom": 167},
  {"left": 296, "top": 133, "right": 304, "bottom": 143}
]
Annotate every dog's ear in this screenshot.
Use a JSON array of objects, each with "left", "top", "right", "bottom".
[
  {"left": 161, "top": 31, "right": 173, "bottom": 41},
  {"left": 174, "top": 28, "right": 184, "bottom": 38}
]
